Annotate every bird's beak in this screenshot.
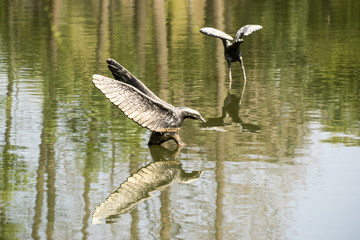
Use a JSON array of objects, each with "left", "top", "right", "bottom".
[{"left": 200, "top": 116, "right": 206, "bottom": 123}]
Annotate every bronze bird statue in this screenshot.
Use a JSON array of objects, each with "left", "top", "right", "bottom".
[
  {"left": 92, "top": 59, "right": 205, "bottom": 147},
  {"left": 200, "top": 25, "right": 262, "bottom": 83}
]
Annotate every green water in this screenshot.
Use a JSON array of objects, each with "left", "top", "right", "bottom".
[{"left": 1, "top": 0, "right": 360, "bottom": 239}]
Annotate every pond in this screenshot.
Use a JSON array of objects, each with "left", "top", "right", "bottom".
[{"left": 1, "top": 0, "right": 360, "bottom": 239}]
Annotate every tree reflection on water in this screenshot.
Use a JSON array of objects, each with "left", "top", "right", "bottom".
[{"left": 0, "top": 0, "right": 360, "bottom": 239}]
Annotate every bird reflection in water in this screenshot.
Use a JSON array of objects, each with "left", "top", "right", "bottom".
[
  {"left": 92, "top": 145, "right": 203, "bottom": 224},
  {"left": 201, "top": 84, "right": 260, "bottom": 133}
]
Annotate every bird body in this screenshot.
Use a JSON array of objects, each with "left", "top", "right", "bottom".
[
  {"left": 93, "top": 60, "right": 205, "bottom": 147},
  {"left": 224, "top": 40, "right": 243, "bottom": 63},
  {"left": 200, "top": 25, "right": 262, "bottom": 83}
]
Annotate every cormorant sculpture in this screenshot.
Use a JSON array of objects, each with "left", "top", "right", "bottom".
[
  {"left": 200, "top": 25, "right": 262, "bottom": 82},
  {"left": 92, "top": 59, "right": 205, "bottom": 147}
]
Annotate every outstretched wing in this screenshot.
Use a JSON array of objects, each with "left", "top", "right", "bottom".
[
  {"left": 235, "top": 25, "right": 262, "bottom": 41},
  {"left": 93, "top": 74, "right": 180, "bottom": 132},
  {"left": 106, "top": 58, "right": 161, "bottom": 102},
  {"left": 200, "top": 27, "right": 233, "bottom": 41}
]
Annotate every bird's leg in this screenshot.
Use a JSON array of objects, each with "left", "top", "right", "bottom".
[
  {"left": 148, "top": 132, "right": 185, "bottom": 147},
  {"left": 238, "top": 56, "right": 248, "bottom": 105},
  {"left": 239, "top": 56, "right": 247, "bottom": 82},
  {"left": 148, "top": 132, "right": 171, "bottom": 145},
  {"left": 172, "top": 133, "right": 186, "bottom": 147},
  {"left": 227, "top": 59, "right": 232, "bottom": 88}
]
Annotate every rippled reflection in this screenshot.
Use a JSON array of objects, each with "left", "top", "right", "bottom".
[
  {"left": 92, "top": 146, "right": 202, "bottom": 224},
  {"left": 201, "top": 84, "right": 260, "bottom": 133},
  {"left": 1, "top": 0, "right": 360, "bottom": 239}
]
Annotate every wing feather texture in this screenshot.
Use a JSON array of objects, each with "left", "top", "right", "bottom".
[
  {"left": 93, "top": 74, "right": 180, "bottom": 132},
  {"left": 106, "top": 59, "right": 163, "bottom": 102},
  {"left": 199, "top": 27, "right": 233, "bottom": 41},
  {"left": 235, "top": 25, "right": 263, "bottom": 41}
]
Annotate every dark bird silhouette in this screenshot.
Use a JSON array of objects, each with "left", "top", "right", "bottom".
[
  {"left": 92, "top": 59, "right": 205, "bottom": 147},
  {"left": 200, "top": 25, "right": 262, "bottom": 83},
  {"left": 200, "top": 85, "right": 260, "bottom": 133}
]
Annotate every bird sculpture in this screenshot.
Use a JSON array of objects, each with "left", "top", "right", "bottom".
[
  {"left": 92, "top": 59, "right": 206, "bottom": 147},
  {"left": 200, "top": 25, "right": 262, "bottom": 83}
]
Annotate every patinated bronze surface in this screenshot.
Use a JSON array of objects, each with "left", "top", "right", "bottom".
[
  {"left": 93, "top": 60, "right": 205, "bottom": 147},
  {"left": 200, "top": 25, "right": 262, "bottom": 82}
]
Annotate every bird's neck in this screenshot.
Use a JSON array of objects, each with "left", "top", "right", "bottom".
[
  {"left": 177, "top": 107, "right": 194, "bottom": 120},
  {"left": 222, "top": 39, "right": 231, "bottom": 48},
  {"left": 232, "top": 40, "right": 242, "bottom": 48}
]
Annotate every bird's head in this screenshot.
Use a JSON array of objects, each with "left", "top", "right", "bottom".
[{"left": 178, "top": 107, "right": 206, "bottom": 123}]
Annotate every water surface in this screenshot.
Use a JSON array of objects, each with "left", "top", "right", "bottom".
[{"left": 1, "top": 0, "right": 360, "bottom": 239}]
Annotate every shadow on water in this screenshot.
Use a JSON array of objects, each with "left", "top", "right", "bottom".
[
  {"left": 201, "top": 83, "right": 260, "bottom": 133},
  {"left": 92, "top": 145, "right": 203, "bottom": 224}
]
